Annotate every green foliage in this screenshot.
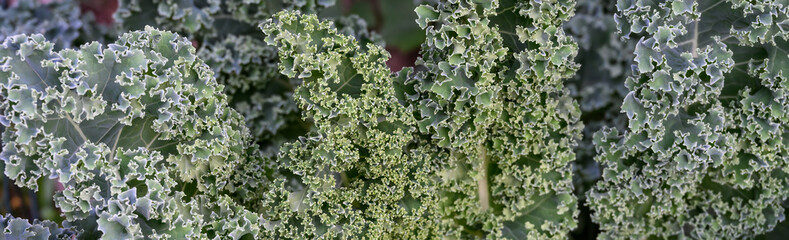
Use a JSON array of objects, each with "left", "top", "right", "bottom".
[
  {"left": 0, "top": 27, "right": 254, "bottom": 239},
  {"left": 114, "top": 0, "right": 337, "bottom": 155},
  {"left": 3, "top": 0, "right": 788, "bottom": 239},
  {"left": 589, "top": 0, "right": 789, "bottom": 238},
  {"left": 0, "top": 213, "right": 74, "bottom": 239},
  {"left": 402, "top": 0, "right": 582, "bottom": 238},
  {"left": 260, "top": 1, "right": 586, "bottom": 238},
  {"left": 260, "top": 10, "right": 438, "bottom": 238},
  {"left": 565, "top": 0, "right": 631, "bottom": 195},
  {"left": 564, "top": 1, "right": 633, "bottom": 235},
  {"left": 0, "top": 0, "right": 587, "bottom": 238}
]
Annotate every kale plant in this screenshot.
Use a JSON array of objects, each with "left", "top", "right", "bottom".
[
  {"left": 0, "top": 0, "right": 787, "bottom": 239},
  {"left": 589, "top": 0, "right": 789, "bottom": 238},
  {"left": 0, "top": 28, "right": 254, "bottom": 238},
  {"left": 406, "top": 0, "right": 582, "bottom": 238},
  {"left": 114, "top": 0, "right": 358, "bottom": 155}
]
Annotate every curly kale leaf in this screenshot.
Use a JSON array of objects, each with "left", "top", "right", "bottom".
[
  {"left": 0, "top": 27, "right": 257, "bottom": 239},
  {"left": 403, "top": 0, "right": 583, "bottom": 238},
  {"left": 260, "top": 10, "right": 438, "bottom": 239},
  {"left": 590, "top": 0, "right": 789, "bottom": 238},
  {"left": 0, "top": 213, "right": 75, "bottom": 240},
  {"left": 114, "top": 0, "right": 341, "bottom": 156}
]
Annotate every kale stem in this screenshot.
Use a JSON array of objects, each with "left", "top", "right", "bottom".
[{"left": 477, "top": 143, "right": 490, "bottom": 212}]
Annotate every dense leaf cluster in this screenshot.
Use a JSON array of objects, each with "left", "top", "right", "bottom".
[
  {"left": 0, "top": 213, "right": 73, "bottom": 239},
  {"left": 1, "top": 0, "right": 789, "bottom": 239},
  {"left": 0, "top": 27, "right": 256, "bottom": 238},
  {"left": 114, "top": 0, "right": 338, "bottom": 155},
  {"left": 406, "top": 0, "right": 582, "bottom": 238},
  {"left": 589, "top": 0, "right": 789, "bottom": 238},
  {"left": 260, "top": 11, "right": 437, "bottom": 238},
  {"left": 564, "top": 0, "right": 631, "bottom": 197}
]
